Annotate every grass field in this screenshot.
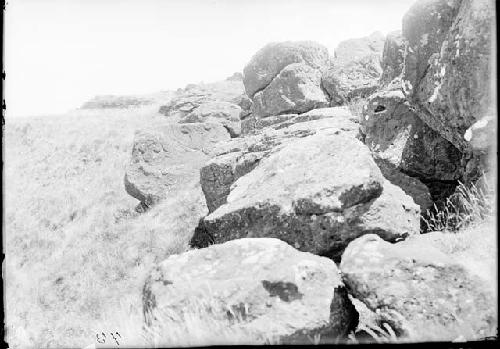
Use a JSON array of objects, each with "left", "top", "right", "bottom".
[
  {"left": 3, "top": 105, "right": 209, "bottom": 347},
  {"left": 3, "top": 104, "right": 497, "bottom": 347}
]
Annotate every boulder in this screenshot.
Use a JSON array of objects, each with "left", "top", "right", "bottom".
[
  {"left": 159, "top": 79, "right": 245, "bottom": 119},
  {"left": 323, "top": 32, "right": 385, "bottom": 101},
  {"left": 243, "top": 41, "right": 330, "bottom": 98},
  {"left": 143, "top": 238, "right": 358, "bottom": 343},
  {"left": 200, "top": 117, "right": 361, "bottom": 213},
  {"left": 379, "top": 31, "right": 404, "bottom": 86},
  {"left": 341, "top": 234, "right": 497, "bottom": 341},
  {"left": 251, "top": 63, "right": 329, "bottom": 118},
  {"left": 361, "top": 89, "right": 463, "bottom": 181},
  {"left": 180, "top": 101, "right": 242, "bottom": 137},
  {"left": 124, "top": 122, "right": 230, "bottom": 206},
  {"left": 402, "top": 0, "right": 495, "bottom": 152},
  {"left": 193, "top": 128, "right": 420, "bottom": 260}
]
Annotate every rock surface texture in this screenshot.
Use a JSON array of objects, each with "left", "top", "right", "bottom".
[
  {"left": 200, "top": 117, "right": 361, "bottom": 213},
  {"left": 159, "top": 80, "right": 245, "bottom": 119},
  {"left": 180, "top": 101, "right": 242, "bottom": 137},
  {"left": 242, "top": 41, "right": 331, "bottom": 118},
  {"left": 143, "top": 238, "right": 358, "bottom": 343},
  {"left": 341, "top": 234, "right": 497, "bottom": 341},
  {"left": 361, "top": 89, "right": 463, "bottom": 182},
  {"left": 323, "top": 32, "right": 385, "bottom": 101},
  {"left": 192, "top": 118, "right": 420, "bottom": 260},
  {"left": 124, "top": 122, "right": 230, "bottom": 206},
  {"left": 402, "top": 0, "right": 494, "bottom": 153},
  {"left": 379, "top": 31, "right": 404, "bottom": 86}
]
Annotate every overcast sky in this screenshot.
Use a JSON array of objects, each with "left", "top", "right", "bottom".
[{"left": 5, "top": 0, "right": 416, "bottom": 117}]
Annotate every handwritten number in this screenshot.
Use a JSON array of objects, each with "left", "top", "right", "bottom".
[
  {"left": 96, "top": 332, "right": 106, "bottom": 344},
  {"left": 110, "top": 332, "right": 121, "bottom": 345},
  {"left": 96, "top": 332, "right": 121, "bottom": 345}
]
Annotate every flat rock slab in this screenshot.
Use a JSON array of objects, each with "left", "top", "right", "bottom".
[
  {"left": 340, "top": 234, "right": 497, "bottom": 342},
  {"left": 143, "top": 238, "right": 358, "bottom": 343},
  {"left": 124, "top": 122, "right": 230, "bottom": 206},
  {"left": 242, "top": 107, "right": 358, "bottom": 135}
]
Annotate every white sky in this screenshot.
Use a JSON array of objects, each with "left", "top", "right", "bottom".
[{"left": 5, "top": 0, "right": 416, "bottom": 118}]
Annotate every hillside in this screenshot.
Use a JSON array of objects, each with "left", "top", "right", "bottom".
[{"left": 4, "top": 0, "right": 497, "bottom": 347}]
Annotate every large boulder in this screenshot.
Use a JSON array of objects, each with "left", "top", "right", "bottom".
[
  {"left": 402, "top": 0, "right": 495, "bottom": 152},
  {"left": 379, "top": 31, "right": 405, "bottom": 86},
  {"left": 361, "top": 89, "right": 463, "bottom": 181},
  {"left": 243, "top": 41, "right": 330, "bottom": 98},
  {"left": 200, "top": 117, "right": 361, "bottom": 213},
  {"left": 193, "top": 126, "right": 420, "bottom": 260},
  {"left": 242, "top": 41, "right": 331, "bottom": 118},
  {"left": 180, "top": 101, "right": 242, "bottom": 137},
  {"left": 251, "top": 63, "right": 329, "bottom": 118},
  {"left": 124, "top": 122, "right": 230, "bottom": 207},
  {"left": 323, "top": 32, "right": 385, "bottom": 101},
  {"left": 341, "top": 234, "right": 497, "bottom": 341},
  {"left": 143, "top": 238, "right": 358, "bottom": 344}
]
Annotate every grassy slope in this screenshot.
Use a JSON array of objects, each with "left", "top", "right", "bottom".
[
  {"left": 3, "top": 106, "right": 208, "bottom": 348},
  {"left": 4, "top": 102, "right": 497, "bottom": 347}
]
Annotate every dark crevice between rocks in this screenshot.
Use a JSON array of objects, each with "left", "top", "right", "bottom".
[
  {"left": 319, "top": 78, "right": 335, "bottom": 105},
  {"left": 280, "top": 286, "right": 359, "bottom": 344},
  {"left": 221, "top": 124, "right": 239, "bottom": 138},
  {"left": 374, "top": 105, "right": 386, "bottom": 113},
  {"left": 189, "top": 218, "right": 215, "bottom": 249}
]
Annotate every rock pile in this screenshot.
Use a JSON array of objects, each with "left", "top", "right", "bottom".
[{"left": 121, "top": 0, "right": 496, "bottom": 342}]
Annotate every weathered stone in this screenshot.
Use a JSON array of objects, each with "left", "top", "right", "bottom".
[
  {"left": 200, "top": 118, "right": 361, "bottom": 213},
  {"left": 180, "top": 101, "right": 242, "bottom": 137},
  {"left": 234, "top": 94, "right": 253, "bottom": 119},
  {"left": 143, "top": 238, "right": 358, "bottom": 343},
  {"left": 341, "top": 234, "right": 497, "bottom": 341},
  {"left": 374, "top": 159, "right": 433, "bottom": 213},
  {"left": 243, "top": 41, "right": 330, "bottom": 98},
  {"left": 402, "top": 0, "right": 494, "bottom": 152},
  {"left": 323, "top": 32, "right": 385, "bottom": 101},
  {"left": 124, "top": 122, "right": 230, "bottom": 206},
  {"left": 379, "top": 30, "right": 404, "bottom": 86},
  {"left": 159, "top": 79, "right": 245, "bottom": 119},
  {"left": 362, "top": 89, "right": 463, "bottom": 181},
  {"left": 242, "top": 107, "right": 359, "bottom": 135},
  {"left": 193, "top": 129, "right": 420, "bottom": 260},
  {"left": 251, "top": 63, "right": 329, "bottom": 118}
]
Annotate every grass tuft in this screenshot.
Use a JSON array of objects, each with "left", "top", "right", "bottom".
[{"left": 422, "top": 178, "right": 495, "bottom": 233}]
